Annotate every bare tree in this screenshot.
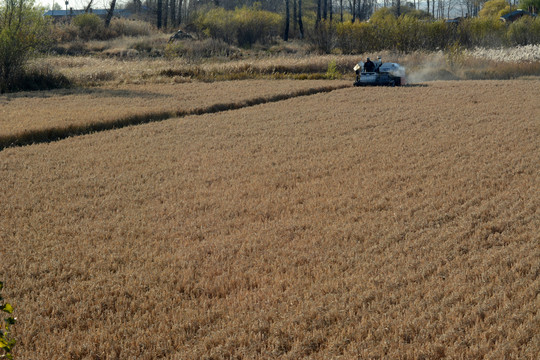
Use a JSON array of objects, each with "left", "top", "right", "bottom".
[
  {"left": 157, "top": 0, "right": 162, "bottom": 28},
  {"left": 171, "top": 0, "right": 176, "bottom": 27},
  {"left": 84, "top": 0, "right": 93, "bottom": 12},
  {"left": 316, "top": 0, "right": 322, "bottom": 27},
  {"left": 329, "top": 0, "right": 332, "bottom": 20},
  {"left": 178, "top": 0, "right": 187, "bottom": 24},
  {"left": 104, "top": 0, "right": 116, "bottom": 28},
  {"left": 284, "top": 0, "right": 290, "bottom": 40},
  {"left": 293, "top": 0, "right": 297, "bottom": 32},
  {"left": 298, "top": 0, "right": 304, "bottom": 38},
  {"left": 164, "top": 0, "right": 168, "bottom": 29}
]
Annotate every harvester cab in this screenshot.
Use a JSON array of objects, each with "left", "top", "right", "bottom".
[{"left": 353, "top": 60, "right": 406, "bottom": 87}]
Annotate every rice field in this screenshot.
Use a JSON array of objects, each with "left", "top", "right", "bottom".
[
  {"left": 0, "top": 80, "right": 349, "bottom": 148},
  {"left": 0, "top": 79, "right": 539, "bottom": 359}
]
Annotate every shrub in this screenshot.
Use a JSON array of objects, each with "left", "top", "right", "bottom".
[
  {"left": 194, "top": 6, "right": 281, "bottom": 47},
  {"left": 109, "top": 18, "right": 154, "bottom": 37},
  {"left": 519, "top": 0, "right": 540, "bottom": 12},
  {"left": 336, "top": 21, "right": 374, "bottom": 54},
  {"left": 395, "top": 15, "right": 423, "bottom": 52},
  {"left": 72, "top": 13, "right": 104, "bottom": 40},
  {"left": 458, "top": 17, "right": 507, "bottom": 48},
  {"left": 233, "top": 6, "right": 281, "bottom": 47},
  {"left": 0, "top": 0, "right": 49, "bottom": 92},
  {"left": 332, "top": 14, "right": 539, "bottom": 53},
  {"left": 0, "top": 281, "right": 16, "bottom": 360},
  {"left": 325, "top": 59, "right": 341, "bottom": 79},
  {"left": 132, "top": 39, "right": 155, "bottom": 53},
  {"left": 130, "top": 36, "right": 167, "bottom": 56},
  {"left": 308, "top": 20, "right": 337, "bottom": 54},
  {"left": 335, "top": 17, "right": 447, "bottom": 54},
  {"left": 423, "top": 20, "right": 448, "bottom": 50},
  {"left": 51, "top": 22, "right": 78, "bottom": 43},
  {"left": 445, "top": 41, "right": 466, "bottom": 70},
  {"left": 196, "top": 7, "right": 235, "bottom": 44},
  {"left": 507, "top": 17, "right": 540, "bottom": 46},
  {"left": 11, "top": 64, "right": 71, "bottom": 91},
  {"left": 370, "top": 10, "right": 399, "bottom": 50},
  {"left": 479, "top": 0, "right": 510, "bottom": 18}
]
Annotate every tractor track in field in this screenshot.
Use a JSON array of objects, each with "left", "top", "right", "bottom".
[{"left": 0, "top": 84, "right": 351, "bottom": 151}]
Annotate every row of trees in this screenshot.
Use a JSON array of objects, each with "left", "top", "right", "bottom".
[
  {"left": 128, "top": 0, "right": 538, "bottom": 31},
  {"left": 187, "top": 0, "right": 539, "bottom": 49},
  {"left": 65, "top": 0, "right": 538, "bottom": 43},
  {"left": 329, "top": 12, "right": 540, "bottom": 53},
  {"left": 57, "top": 0, "right": 539, "bottom": 50}
]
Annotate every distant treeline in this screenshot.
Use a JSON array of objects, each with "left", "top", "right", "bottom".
[
  {"left": 189, "top": 5, "right": 540, "bottom": 52},
  {"left": 317, "top": 13, "right": 540, "bottom": 53}
]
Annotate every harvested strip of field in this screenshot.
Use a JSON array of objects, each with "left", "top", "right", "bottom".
[
  {"left": 0, "top": 80, "right": 349, "bottom": 149},
  {"left": 1, "top": 80, "right": 539, "bottom": 359}
]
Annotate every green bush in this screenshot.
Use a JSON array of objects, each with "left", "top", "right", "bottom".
[
  {"left": 0, "top": 0, "right": 49, "bottom": 92},
  {"left": 519, "top": 0, "right": 540, "bottom": 11},
  {"left": 194, "top": 6, "right": 281, "bottom": 47},
  {"left": 479, "top": 0, "right": 509, "bottom": 18},
  {"left": 334, "top": 17, "right": 448, "bottom": 54},
  {"left": 72, "top": 13, "right": 104, "bottom": 40},
  {"left": 458, "top": 17, "right": 507, "bottom": 48},
  {"left": 394, "top": 15, "right": 422, "bottom": 52},
  {"left": 109, "top": 18, "right": 155, "bottom": 37},
  {"left": 196, "top": 7, "right": 236, "bottom": 44},
  {"left": 234, "top": 6, "right": 281, "bottom": 47},
  {"left": 325, "top": 59, "right": 341, "bottom": 79},
  {"left": 331, "top": 6, "right": 540, "bottom": 54},
  {"left": 336, "top": 21, "right": 374, "bottom": 54},
  {"left": 507, "top": 17, "right": 540, "bottom": 46},
  {"left": 0, "top": 281, "right": 16, "bottom": 359},
  {"left": 423, "top": 20, "right": 448, "bottom": 50}
]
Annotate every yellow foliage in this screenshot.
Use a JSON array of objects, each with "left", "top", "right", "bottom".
[
  {"left": 195, "top": 6, "right": 281, "bottom": 47},
  {"left": 479, "top": 0, "right": 509, "bottom": 17}
]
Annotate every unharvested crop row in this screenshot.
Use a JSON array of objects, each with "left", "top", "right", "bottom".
[
  {"left": 41, "top": 53, "right": 540, "bottom": 91},
  {"left": 41, "top": 55, "right": 362, "bottom": 85},
  {"left": 0, "top": 80, "right": 349, "bottom": 149},
  {"left": 0, "top": 80, "right": 539, "bottom": 359}
]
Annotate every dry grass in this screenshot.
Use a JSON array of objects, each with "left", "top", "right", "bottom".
[
  {"left": 1, "top": 80, "right": 539, "bottom": 359},
  {"left": 0, "top": 80, "right": 349, "bottom": 148},
  {"left": 40, "top": 55, "right": 362, "bottom": 85},
  {"left": 40, "top": 52, "right": 540, "bottom": 90}
]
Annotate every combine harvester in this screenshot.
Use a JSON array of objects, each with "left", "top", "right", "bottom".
[{"left": 353, "top": 59, "right": 407, "bottom": 86}]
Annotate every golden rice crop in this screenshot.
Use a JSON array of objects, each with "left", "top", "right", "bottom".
[
  {"left": 41, "top": 53, "right": 540, "bottom": 91},
  {"left": 40, "top": 55, "right": 363, "bottom": 85},
  {"left": 0, "top": 80, "right": 539, "bottom": 359},
  {"left": 0, "top": 80, "right": 349, "bottom": 148}
]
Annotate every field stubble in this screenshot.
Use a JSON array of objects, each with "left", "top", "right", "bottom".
[{"left": 0, "top": 80, "right": 539, "bottom": 359}]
